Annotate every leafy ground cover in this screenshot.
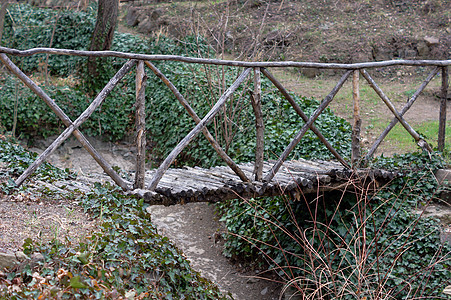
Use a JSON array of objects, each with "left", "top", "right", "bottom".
[
  {"left": 217, "top": 151, "right": 451, "bottom": 299},
  {"left": 0, "top": 137, "right": 228, "bottom": 299}
]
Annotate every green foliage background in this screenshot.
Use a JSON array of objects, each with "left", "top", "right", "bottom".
[{"left": 0, "top": 3, "right": 449, "bottom": 299}]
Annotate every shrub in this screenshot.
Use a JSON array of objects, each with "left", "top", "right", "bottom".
[{"left": 217, "top": 151, "right": 451, "bottom": 299}]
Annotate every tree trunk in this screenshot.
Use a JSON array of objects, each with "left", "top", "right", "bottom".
[
  {"left": 0, "top": 0, "right": 9, "bottom": 44},
  {"left": 87, "top": 0, "right": 118, "bottom": 89}
]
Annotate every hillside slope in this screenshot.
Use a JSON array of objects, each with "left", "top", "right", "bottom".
[{"left": 122, "top": 0, "right": 450, "bottom": 63}]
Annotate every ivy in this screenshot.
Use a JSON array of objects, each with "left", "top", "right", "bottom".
[
  {"left": 217, "top": 151, "right": 451, "bottom": 299},
  {"left": 0, "top": 137, "right": 229, "bottom": 299}
]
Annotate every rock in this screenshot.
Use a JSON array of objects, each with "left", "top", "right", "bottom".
[
  {"left": 424, "top": 36, "right": 439, "bottom": 46},
  {"left": 15, "top": 251, "right": 29, "bottom": 262},
  {"left": 284, "top": 285, "right": 302, "bottom": 300},
  {"left": 260, "top": 286, "right": 268, "bottom": 295},
  {"left": 126, "top": 6, "right": 140, "bottom": 27},
  {"left": 150, "top": 9, "right": 164, "bottom": 21},
  {"left": 31, "top": 252, "right": 44, "bottom": 261},
  {"left": 301, "top": 68, "right": 319, "bottom": 78},
  {"left": 125, "top": 290, "right": 136, "bottom": 300},
  {"left": 404, "top": 49, "right": 417, "bottom": 59},
  {"left": 137, "top": 17, "right": 153, "bottom": 34},
  {"left": 0, "top": 252, "right": 20, "bottom": 269},
  {"left": 435, "top": 169, "right": 451, "bottom": 204},
  {"left": 416, "top": 41, "right": 430, "bottom": 57}
]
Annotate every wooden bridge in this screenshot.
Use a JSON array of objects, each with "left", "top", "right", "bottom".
[{"left": 0, "top": 47, "right": 449, "bottom": 205}]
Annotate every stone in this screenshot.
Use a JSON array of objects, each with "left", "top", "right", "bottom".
[
  {"left": 137, "top": 17, "right": 153, "bottom": 34},
  {"left": 416, "top": 41, "right": 430, "bottom": 57},
  {"left": 424, "top": 36, "right": 439, "bottom": 46},
  {"left": 31, "top": 252, "right": 44, "bottom": 261},
  {"left": 301, "top": 68, "right": 320, "bottom": 78},
  {"left": 126, "top": 7, "right": 140, "bottom": 27},
  {"left": 284, "top": 286, "right": 302, "bottom": 300},
  {"left": 435, "top": 169, "right": 451, "bottom": 204},
  {"left": 0, "top": 252, "right": 19, "bottom": 269},
  {"left": 15, "top": 251, "right": 29, "bottom": 262}
]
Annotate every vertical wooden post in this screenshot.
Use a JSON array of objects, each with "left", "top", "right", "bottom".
[
  {"left": 252, "top": 67, "right": 264, "bottom": 181},
  {"left": 352, "top": 69, "right": 361, "bottom": 166},
  {"left": 438, "top": 66, "right": 448, "bottom": 151},
  {"left": 134, "top": 60, "right": 147, "bottom": 189}
]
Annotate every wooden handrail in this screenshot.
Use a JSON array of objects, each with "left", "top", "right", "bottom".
[{"left": 0, "top": 46, "right": 450, "bottom": 68}]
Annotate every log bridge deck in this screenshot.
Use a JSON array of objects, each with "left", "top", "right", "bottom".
[{"left": 130, "top": 159, "right": 396, "bottom": 205}]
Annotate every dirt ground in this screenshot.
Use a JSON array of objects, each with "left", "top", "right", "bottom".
[{"left": 0, "top": 138, "right": 283, "bottom": 299}]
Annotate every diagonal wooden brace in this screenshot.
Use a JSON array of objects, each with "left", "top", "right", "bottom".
[
  {"left": 261, "top": 68, "right": 351, "bottom": 169},
  {"left": 147, "top": 68, "right": 252, "bottom": 191},
  {"left": 144, "top": 61, "right": 250, "bottom": 183},
  {"left": 365, "top": 67, "right": 439, "bottom": 160},
  {"left": 360, "top": 69, "right": 433, "bottom": 153},
  {"left": 1, "top": 55, "right": 137, "bottom": 188},
  {"left": 263, "top": 70, "right": 352, "bottom": 183}
]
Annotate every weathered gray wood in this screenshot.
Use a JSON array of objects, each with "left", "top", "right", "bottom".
[
  {"left": 260, "top": 68, "right": 350, "bottom": 169},
  {"left": 263, "top": 70, "right": 352, "bottom": 183},
  {"left": 0, "top": 46, "right": 450, "bottom": 69},
  {"left": 252, "top": 67, "right": 264, "bottom": 181},
  {"left": 136, "top": 159, "right": 397, "bottom": 205},
  {"left": 0, "top": 54, "right": 135, "bottom": 189},
  {"left": 147, "top": 68, "right": 252, "bottom": 191},
  {"left": 134, "top": 61, "right": 147, "bottom": 189},
  {"left": 352, "top": 70, "right": 361, "bottom": 166},
  {"left": 438, "top": 66, "right": 448, "bottom": 151},
  {"left": 144, "top": 61, "right": 250, "bottom": 183},
  {"left": 365, "top": 67, "right": 439, "bottom": 160},
  {"left": 360, "top": 69, "right": 433, "bottom": 153}
]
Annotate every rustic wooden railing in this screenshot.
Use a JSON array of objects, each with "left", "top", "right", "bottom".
[{"left": 0, "top": 46, "right": 449, "bottom": 192}]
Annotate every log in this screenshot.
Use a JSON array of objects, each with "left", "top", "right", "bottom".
[
  {"left": 438, "top": 67, "right": 448, "bottom": 151},
  {"left": 263, "top": 70, "right": 352, "bottom": 183},
  {"left": 360, "top": 69, "right": 433, "bottom": 153},
  {"left": 252, "top": 67, "right": 264, "bottom": 181},
  {"left": 147, "top": 68, "right": 252, "bottom": 191},
  {"left": 134, "top": 60, "right": 147, "bottom": 189},
  {"left": 0, "top": 46, "right": 450, "bottom": 69},
  {"left": 365, "top": 67, "right": 439, "bottom": 160},
  {"left": 144, "top": 61, "right": 249, "bottom": 183},
  {"left": 11, "top": 58, "right": 136, "bottom": 188}
]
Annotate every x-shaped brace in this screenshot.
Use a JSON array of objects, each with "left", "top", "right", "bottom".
[{"left": 0, "top": 54, "right": 136, "bottom": 189}]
